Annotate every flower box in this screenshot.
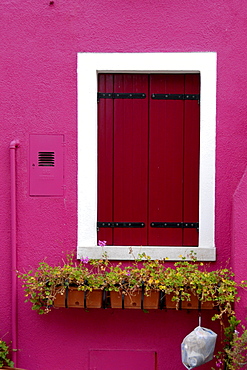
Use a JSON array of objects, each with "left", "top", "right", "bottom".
[
  {"left": 181, "top": 293, "right": 214, "bottom": 310},
  {"left": 18, "top": 251, "right": 242, "bottom": 318},
  {"left": 53, "top": 288, "right": 214, "bottom": 311},
  {"left": 54, "top": 288, "right": 103, "bottom": 309},
  {"left": 110, "top": 290, "right": 160, "bottom": 309},
  {"left": 161, "top": 292, "right": 215, "bottom": 310}
]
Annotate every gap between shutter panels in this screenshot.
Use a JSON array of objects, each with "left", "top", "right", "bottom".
[{"left": 97, "top": 74, "right": 199, "bottom": 246}]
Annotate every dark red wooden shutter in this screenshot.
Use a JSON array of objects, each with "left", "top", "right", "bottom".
[
  {"left": 183, "top": 74, "right": 200, "bottom": 246},
  {"left": 97, "top": 73, "right": 199, "bottom": 247},
  {"left": 97, "top": 74, "right": 114, "bottom": 245},
  {"left": 149, "top": 74, "right": 184, "bottom": 246},
  {"left": 113, "top": 74, "right": 149, "bottom": 246}
]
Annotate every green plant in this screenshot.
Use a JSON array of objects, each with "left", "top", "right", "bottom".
[
  {"left": 18, "top": 252, "right": 108, "bottom": 314},
  {"left": 212, "top": 316, "right": 247, "bottom": 370},
  {"left": 18, "top": 250, "right": 246, "bottom": 319},
  {"left": 163, "top": 258, "right": 241, "bottom": 320},
  {"left": 106, "top": 254, "right": 167, "bottom": 297},
  {"left": 18, "top": 250, "right": 247, "bottom": 369},
  {"left": 0, "top": 337, "right": 14, "bottom": 368}
]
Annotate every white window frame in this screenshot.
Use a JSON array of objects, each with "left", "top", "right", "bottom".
[{"left": 77, "top": 52, "right": 216, "bottom": 261}]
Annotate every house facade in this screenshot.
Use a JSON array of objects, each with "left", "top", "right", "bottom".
[{"left": 1, "top": 1, "right": 247, "bottom": 369}]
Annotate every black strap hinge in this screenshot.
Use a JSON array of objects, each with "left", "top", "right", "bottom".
[
  {"left": 97, "top": 222, "right": 145, "bottom": 228},
  {"left": 98, "top": 92, "right": 146, "bottom": 101},
  {"left": 150, "top": 222, "right": 199, "bottom": 229},
  {"left": 151, "top": 94, "right": 200, "bottom": 100}
]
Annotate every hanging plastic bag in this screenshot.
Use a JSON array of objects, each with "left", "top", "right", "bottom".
[{"left": 181, "top": 325, "right": 217, "bottom": 369}]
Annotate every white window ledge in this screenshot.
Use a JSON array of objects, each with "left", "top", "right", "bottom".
[
  {"left": 79, "top": 246, "right": 216, "bottom": 261},
  {"left": 77, "top": 52, "right": 217, "bottom": 261}
]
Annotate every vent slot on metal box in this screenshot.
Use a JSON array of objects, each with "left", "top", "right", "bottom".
[{"left": 38, "top": 152, "right": 55, "bottom": 167}]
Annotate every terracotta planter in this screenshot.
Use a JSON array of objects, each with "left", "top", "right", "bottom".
[
  {"left": 110, "top": 290, "right": 159, "bottom": 309},
  {"left": 54, "top": 288, "right": 103, "bottom": 308},
  {"left": 181, "top": 292, "right": 201, "bottom": 309},
  {"left": 163, "top": 293, "right": 178, "bottom": 309},
  {"left": 160, "top": 291, "right": 215, "bottom": 310},
  {"left": 53, "top": 287, "right": 214, "bottom": 310},
  {"left": 182, "top": 292, "right": 215, "bottom": 310},
  {"left": 200, "top": 300, "right": 215, "bottom": 310},
  {"left": 86, "top": 289, "right": 103, "bottom": 308}
]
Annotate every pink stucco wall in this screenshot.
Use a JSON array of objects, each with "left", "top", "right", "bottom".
[
  {"left": 1, "top": 0, "right": 247, "bottom": 369},
  {"left": 232, "top": 166, "right": 247, "bottom": 320}
]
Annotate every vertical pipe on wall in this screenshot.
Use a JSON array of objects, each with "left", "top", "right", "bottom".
[{"left": 10, "top": 140, "right": 20, "bottom": 366}]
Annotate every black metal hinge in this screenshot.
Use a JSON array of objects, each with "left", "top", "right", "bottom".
[
  {"left": 97, "top": 222, "right": 145, "bottom": 228},
  {"left": 97, "top": 93, "right": 146, "bottom": 101},
  {"left": 151, "top": 94, "right": 200, "bottom": 100},
  {"left": 150, "top": 222, "right": 199, "bottom": 229}
]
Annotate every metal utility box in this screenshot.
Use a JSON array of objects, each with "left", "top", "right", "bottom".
[{"left": 29, "top": 134, "right": 64, "bottom": 196}]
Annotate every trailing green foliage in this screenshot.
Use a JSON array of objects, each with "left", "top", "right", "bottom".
[
  {"left": 212, "top": 316, "right": 247, "bottom": 370},
  {"left": 0, "top": 337, "right": 14, "bottom": 368},
  {"left": 18, "top": 251, "right": 246, "bottom": 320},
  {"left": 18, "top": 250, "right": 247, "bottom": 368}
]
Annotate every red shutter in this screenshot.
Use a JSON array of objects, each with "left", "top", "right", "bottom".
[
  {"left": 183, "top": 74, "right": 200, "bottom": 246},
  {"left": 149, "top": 75, "right": 184, "bottom": 246},
  {"left": 97, "top": 74, "right": 114, "bottom": 245},
  {"left": 113, "top": 74, "right": 149, "bottom": 245},
  {"left": 97, "top": 74, "right": 199, "bottom": 247}
]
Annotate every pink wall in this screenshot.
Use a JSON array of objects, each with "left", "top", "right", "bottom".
[
  {"left": 232, "top": 166, "right": 247, "bottom": 320},
  {"left": 1, "top": 0, "right": 247, "bottom": 369}
]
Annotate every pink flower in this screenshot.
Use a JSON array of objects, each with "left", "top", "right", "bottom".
[
  {"left": 81, "top": 256, "right": 89, "bottom": 264},
  {"left": 216, "top": 359, "right": 223, "bottom": 367},
  {"left": 98, "top": 240, "right": 107, "bottom": 247}
]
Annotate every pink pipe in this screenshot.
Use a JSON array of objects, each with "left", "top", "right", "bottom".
[{"left": 10, "top": 140, "right": 19, "bottom": 366}]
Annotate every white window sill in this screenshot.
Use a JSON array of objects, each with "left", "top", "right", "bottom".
[{"left": 77, "top": 246, "right": 216, "bottom": 261}]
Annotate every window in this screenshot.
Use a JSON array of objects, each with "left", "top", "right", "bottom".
[
  {"left": 98, "top": 73, "right": 199, "bottom": 247},
  {"left": 77, "top": 53, "right": 216, "bottom": 260}
]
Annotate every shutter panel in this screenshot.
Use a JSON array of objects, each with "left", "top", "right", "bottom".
[
  {"left": 149, "top": 75, "right": 184, "bottom": 246},
  {"left": 97, "top": 74, "right": 114, "bottom": 245},
  {"left": 183, "top": 74, "right": 200, "bottom": 246},
  {"left": 113, "top": 74, "right": 149, "bottom": 245}
]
